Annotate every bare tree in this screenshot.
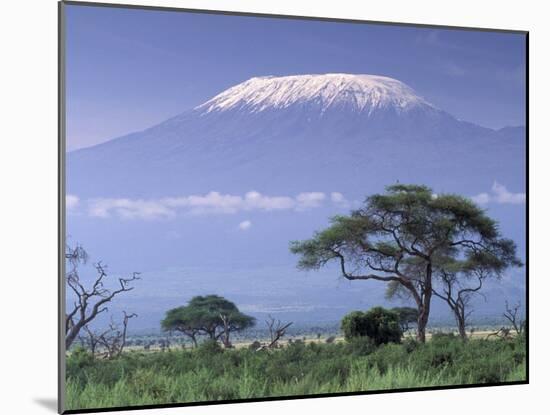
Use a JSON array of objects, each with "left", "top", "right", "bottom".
[
  {"left": 503, "top": 301, "right": 525, "bottom": 335},
  {"left": 486, "top": 301, "right": 526, "bottom": 340},
  {"left": 65, "top": 244, "right": 140, "bottom": 349},
  {"left": 264, "top": 315, "right": 293, "bottom": 349},
  {"left": 78, "top": 325, "right": 101, "bottom": 355},
  {"left": 86, "top": 312, "right": 137, "bottom": 359}
]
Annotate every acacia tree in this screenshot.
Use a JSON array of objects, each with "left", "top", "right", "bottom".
[
  {"left": 65, "top": 244, "right": 140, "bottom": 349},
  {"left": 162, "top": 295, "right": 255, "bottom": 348},
  {"left": 290, "top": 184, "right": 520, "bottom": 342},
  {"left": 161, "top": 307, "right": 202, "bottom": 347}
]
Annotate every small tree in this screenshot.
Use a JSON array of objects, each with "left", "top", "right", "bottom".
[
  {"left": 162, "top": 295, "right": 255, "bottom": 347},
  {"left": 291, "top": 184, "right": 520, "bottom": 342},
  {"left": 341, "top": 307, "right": 402, "bottom": 346},
  {"left": 432, "top": 251, "right": 521, "bottom": 340}
]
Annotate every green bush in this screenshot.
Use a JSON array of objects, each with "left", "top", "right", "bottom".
[
  {"left": 341, "top": 311, "right": 369, "bottom": 340},
  {"left": 196, "top": 339, "right": 224, "bottom": 357},
  {"left": 341, "top": 307, "right": 402, "bottom": 345},
  {"left": 345, "top": 336, "right": 377, "bottom": 356},
  {"left": 68, "top": 347, "right": 95, "bottom": 369},
  {"left": 402, "top": 338, "right": 418, "bottom": 353}
]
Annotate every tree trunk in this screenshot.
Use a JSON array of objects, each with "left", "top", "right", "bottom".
[
  {"left": 458, "top": 322, "right": 467, "bottom": 340},
  {"left": 66, "top": 322, "right": 85, "bottom": 350},
  {"left": 456, "top": 313, "right": 467, "bottom": 340},
  {"left": 416, "top": 305, "right": 429, "bottom": 343},
  {"left": 416, "top": 264, "right": 433, "bottom": 343},
  {"left": 222, "top": 336, "right": 231, "bottom": 348},
  {"left": 220, "top": 314, "right": 232, "bottom": 348}
]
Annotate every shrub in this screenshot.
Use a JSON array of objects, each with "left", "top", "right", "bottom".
[
  {"left": 68, "top": 346, "right": 95, "bottom": 369},
  {"left": 197, "top": 339, "right": 223, "bottom": 357},
  {"left": 366, "top": 343, "right": 409, "bottom": 373},
  {"left": 341, "top": 311, "right": 369, "bottom": 340},
  {"left": 402, "top": 338, "right": 419, "bottom": 354},
  {"left": 345, "top": 336, "right": 376, "bottom": 356},
  {"left": 341, "top": 307, "right": 402, "bottom": 345}
]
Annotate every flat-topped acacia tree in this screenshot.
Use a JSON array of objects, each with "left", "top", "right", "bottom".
[
  {"left": 290, "top": 184, "right": 521, "bottom": 343},
  {"left": 162, "top": 295, "right": 255, "bottom": 348}
]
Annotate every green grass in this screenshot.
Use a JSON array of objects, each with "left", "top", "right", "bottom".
[{"left": 66, "top": 334, "right": 526, "bottom": 410}]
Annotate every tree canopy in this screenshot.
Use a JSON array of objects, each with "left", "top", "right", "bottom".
[
  {"left": 291, "top": 184, "right": 521, "bottom": 342},
  {"left": 162, "top": 295, "right": 255, "bottom": 347}
]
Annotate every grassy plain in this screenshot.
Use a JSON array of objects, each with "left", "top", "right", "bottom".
[{"left": 66, "top": 333, "right": 526, "bottom": 410}]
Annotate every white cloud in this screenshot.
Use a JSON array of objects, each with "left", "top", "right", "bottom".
[
  {"left": 238, "top": 220, "right": 252, "bottom": 230},
  {"left": 491, "top": 182, "right": 526, "bottom": 204},
  {"left": 295, "top": 192, "right": 326, "bottom": 211},
  {"left": 87, "top": 191, "right": 329, "bottom": 220},
  {"left": 88, "top": 198, "right": 175, "bottom": 220},
  {"left": 472, "top": 182, "right": 526, "bottom": 206},
  {"left": 330, "top": 192, "right": 351, "bottom": 208},
  {"left": 66, "top": 194, "right": 80, "bottom": 210},
  {"left": 471, "top": 192, "right": 491, "bottom": 205}
]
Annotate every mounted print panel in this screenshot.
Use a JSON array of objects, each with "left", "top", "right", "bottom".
[{"left": 59, "top": 1, "right": 528, "bottom": 413}]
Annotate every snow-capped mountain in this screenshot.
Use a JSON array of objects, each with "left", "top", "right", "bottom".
[
  {"left": 196, "top": 74, "right": 435, "bottom": 115},
  {"left": 67, "top": 73, "right": 524, "bottom": 198}
]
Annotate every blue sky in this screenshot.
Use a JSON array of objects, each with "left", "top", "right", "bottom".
[{"left": 66, "top": 4, "right": 526, "bottom": 150}]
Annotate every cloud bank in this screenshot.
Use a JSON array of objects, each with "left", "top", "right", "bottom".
[
  {"left": 472, "top": 182, "right": 526, "bottom": 206},
  {"left": 85, "top": 191, "right": 333, "bottom": 220}
]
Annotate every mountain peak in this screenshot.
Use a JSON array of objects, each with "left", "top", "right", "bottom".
[{"left": 196, "top": 73, "right": 435, "bottom": 115}]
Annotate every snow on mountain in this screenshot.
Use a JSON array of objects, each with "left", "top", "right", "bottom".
[{"left": 196, "top": 74, "right": 435, "bottom": 115}]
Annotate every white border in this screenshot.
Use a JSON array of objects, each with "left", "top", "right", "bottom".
[{"left": 1, "top": 1, "right": 546, "bottom": 414}]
